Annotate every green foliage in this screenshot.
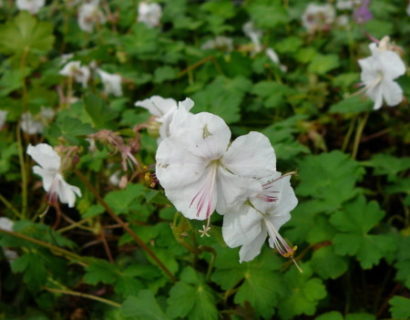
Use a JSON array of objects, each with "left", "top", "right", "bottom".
[
  {"left": 330, "top": 196, "right": 396, "bottom": 269},
  {"left": 389, "top": 296, "right": 410, "bottom": 320},
  {"left": 122, "top": 290, "right": 169, "bottom": 320}
]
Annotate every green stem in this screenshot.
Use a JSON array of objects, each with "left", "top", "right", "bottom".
[
  {"left": 0, "top": 193, "right": 22, "bottom": 218},
  {"left": 351, "top": 113, "right": 369, "bottom": 159},
  {"left": 17, "top": 127, "right": 28, "bottom": 218},
  {"left": 0, "top": 228, "right": 89, "bottom": 267},
  {"left": 342, "top": 116, "right": 356, "bottom": 152},
  {"left": 75, "top": 170, "right": 177, "bottom": 282},
  {"left": 44, "top": 287, "right": 120, "bottom": 308}
]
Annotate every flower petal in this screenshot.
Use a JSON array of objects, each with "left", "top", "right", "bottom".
[
  {"left": 172, "top": 112, "right": 231, "bottom": 160},
  {"left": 33, "top": 166, "right": 56, "bottom": 192},
  {"left": 54, "top": 174, "right": 82, "bottom": 208},
  {"left": 239, "top": 227, "right": 267, "bottom": 263},
  {"left": 381, "top": 80, "right": 403, "bottom": 107},
  {"left": 135, "top": 96, "right": 177, "bottom": 118},
  {"left": 222, "top": 131, "right": 276, "bottom": 178},
  {"left": 156, "top": 137, "right": 207, "bottom": 189},
  {"left": 222, "top": 206, "right": 262, "bottom": 248},
  {"left": 27, "top": 144, "right": 61, "bottom": 171}
]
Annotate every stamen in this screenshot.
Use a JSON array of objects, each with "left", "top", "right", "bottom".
[
  {"left": 257, "top": 172, "right": 296, "bottom": 203},
  {"left": 198, "top": 216, "right": 212, "bottom": 238},
  {"left": 264, "top": 218, "right": 303, "bottom": 273}
]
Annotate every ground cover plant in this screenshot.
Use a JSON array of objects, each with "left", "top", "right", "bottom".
[{"left": 0, "top": 0, "right": 409, "bottom": 319}]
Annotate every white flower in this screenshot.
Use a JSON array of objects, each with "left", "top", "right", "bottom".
[
  {"left": 302, "top": 4, "right": 335, "bottom": 33},
  {"left": 138, "top": 2, "right": 162, "bottom": 28},
  {"left": 20, "top": 107, "right": 55, "bottom": 135},
  {"left": 16, "top": 0, "right": 45, "bottom": 14},
  {"left": 358, "top": 37, "right": 406, "bottom": 110},
  {"left": 222, "top": 173, "right": 298, "bottom": 262},
  {"left": 155, "top": 112, "right": 277, "bottom": 221},
  {"left": 0, "top": 217, "right": 14, "bottom": 232},
  {"left": 21, "top": 112, "right": 44, "bottom": 135},
  {"left": 0, "top": 110, "right": 7, "bottom": 129},
  {"left": 27, "top": 144, "right": 81, "bottom": 208},
  {"left": 201, "top": 36, "right": 234, "bottom": 52},
  {"left": 243, "top": 21, "right": 263, "bottom": 54},
  {"left": 336, "top": 15, "right": 350, "bottom": 27},
  {"left": 60, "top": 61, "right": 91, "bottom": 88},
  {"left": 97, "top": 69, "right": 123, "bottom": 97},
  {"left": 135, "top": 96, "right": 194, "bottom": 141},
  {"left": 0, "top": 217, "right": 18, "bottom": 261},
  {"left": 78, "top": 0, "right": 106, "bottom": 33},
  {"left": 265, "top": 48, "right": 287, "bottom": 72}
]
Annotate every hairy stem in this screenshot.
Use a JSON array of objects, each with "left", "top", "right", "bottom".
[{"left": 352, "top": 112, "right": 369, "bottom": 159}]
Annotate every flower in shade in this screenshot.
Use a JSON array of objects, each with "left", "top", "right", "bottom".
[
  {"left": 20, "top": 107, "right": 55, "bottom": 135},
  {"left": 243, "top": 21, "right": 263, "bottom": 54},
  {"left": 358, "top": 36, "right": 406, "bottom": 110},
  {"left": 16, "top": 0, "right": 45, "bottom": 14},
  {"left": 78, "top": 0, "right": 106, "bottom": 33},
  {"left": 201, "top": 36, "right": 234, "bottom": 52},
  {"left": 60, "top": 61, "right": 91, "bottom": 88},
  {"left": 353, "top": 0, "right": 372, "bottom": 24},
  {"left": 137, "top": 2, "right": 162, "bottom": 28},
  {"left": 135, "top": 96, "right": 194, "bottom": 141},
  {"left": 0, "top": 217, "right": 18, "bottom": 261},
  {"left": 27, "top": 144, "right": 81, "bottom": 208},
  {"left": 222, "top": 172, "right": 298, "bottom": 263},
  {"left": 302, "top": 3, "right": 336, "bottom": 33},
  {"left": 155, "top": 112, "right": 277, "bottom": 222},
  {"left": 97, "top": 69, "right": 123, "bottom": 97}
]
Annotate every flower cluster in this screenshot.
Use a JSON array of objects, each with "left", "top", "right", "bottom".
[{"left": 138, "top": 96, "right": 299, "bottom": 263}]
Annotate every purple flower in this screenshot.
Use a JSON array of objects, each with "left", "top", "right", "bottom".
[{"left": 354, "top": 0, "right": 373, "bottom": 24}]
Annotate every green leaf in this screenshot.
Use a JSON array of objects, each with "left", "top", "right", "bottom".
[
  {"left": 104, "top": 184, "right": 147, "bottom": 215},
  {"left": 330, "top": 196, "right": 396, "bottom": 269},
  {"left": 51, "top": 117, "right": 94, "bottom": 144},
  {"left": 389, "top": 296, "right": 410, "bottom": 320},
  {"left": 278, "top": 264, "right": 327, "bottom": 319},
  {"left": 11, "top": 252, "right": 48, "bottom": 291},
  {"left": 192, "top": 76, "right": 251, "bottom": 123},
  {"left": 212, "top": 247, "right": 283, "bottom": 318},
  {"left": 297, "top": 151, "right": 364, "bottom": 211},
  {"left": 345, "top": 314, "right": 375, "bottom": 320},
  {"left": 395, "top": 236, "right": 410, "bottom": 289},
  {"left": 252, "top": 81, "right": 292, "bottom": 109},
  {"left": 83, "top": 259, "right": 118, "bottom": 285},
  {"left": 83, "top": 93, "right": 117, "bottom": 129},
  {"left": 167, "top": 267, "right": 217, "bottom": 320},
  {"left": 247, "top": 2, "right": 289, "bottom": 29},
  {"left": 363, "top": 154, "right": 410, "bottom": 181},
  {"left": 310, "top": 246, "right": 348, "bottom": 279},
  {"left": 0, "top": 12, "right": 54, "bottom": 57},
  {"left": 308, "top": 54, "right": 339, "bottom": 75},
  {"left": 122, "top": 290, "right": 169, "bottom": 320},
  {"left": 153, "top": 66, "right": 178, "bottom": 83},
  {"left": 329, "top": 95, "right": 373, "bottom": 114},
  {"left": 315, "top": 311, "right": 343, "bottom": 320}
]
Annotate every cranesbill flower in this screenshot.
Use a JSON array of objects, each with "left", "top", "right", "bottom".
[
  {"left": 302, "top": 3, "right": 335, "bottom": 33},
  {"left": 60, "top": 61, "right": 91, "bottom": 88},
  {"left": 97, "top": 69, "right": 123, "bottom": 97},
  {"left": 135, "top": 96, "right": 194, "bottom": 141},
  {"left": 222, "top": 173, "right": 298, "bottom": 263},
  {"left": 137, "top": 2, "right": 162, "bottom": 28},
  {"left": 358, "top": 37, "right": 406, "bottom": 110},
  {"left": 353, "top": 0, "right": 372, "bottom": 24},
  {"left": 201, "top": 36, "right": 234, "bottom": 52},
  {"left": 78, "top": 0, "right": 106, "bottom": 33},
  {"left": 265, "top": 48, "right": 287, "bottom": 72},
  {"left": 16, "top": 0, "right": 45, "bottom": 14},
  {"left": 0, "top": 217, "right": 18, "bottom": 261},
  {"left": 155, "top": 112, "right": 277, "bottom": 221},
  {"left": 27, "top": 144, "right": 81, "bottom": 208},
  {"left": 20, "top": 107, "right": 55, "bottom": 135},
  {"left": 243, "top": 21, "right": 263, "bottom": 54}
]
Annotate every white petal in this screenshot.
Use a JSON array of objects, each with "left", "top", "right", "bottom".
[
  {"left": 172, "top": 112, "right": 231, "bottom": 160},
  {"left": 222, "top": 206, "right": 262, "bottom": 248},
  {"left": 178, "top": 98, "right": 195, "bottom": 112},
  {"left": 0, "top": 217, "right": 14, "bottom": 231},
  {"left": 222, "top": 131, "right": 276, "bottom": 178},
  {"left": 381, "top": 80, "right": 403, "bottom": 107},
  {"left": 54, "top": 175, "right": 82, "bottom": 208},
  {"left": 33, "top": 166, "right": 57, "bottom": 192},
  {"left": 135, "top": 96, "right": 177, "bottom": 118},
  {"left": 215, "top": 169, "right": 262, "bottom": 214},
  {"left": 156, "top": 137, "right": 207, "bottom": 189},
  {"left": 27, "top": 144, "right": 61, "bottom": 171},
  {"left": 377, "top": 50, "right": 406, "bottom": 80},
  {"left": 239, "top": 227, "right": 267, "bottom": 263}
]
